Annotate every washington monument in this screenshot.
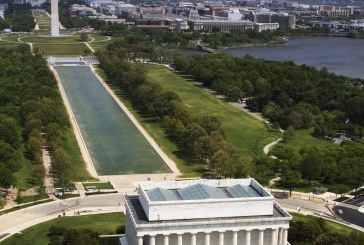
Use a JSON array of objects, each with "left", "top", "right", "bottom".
[{"left": 51, "top": 0, "right": 60, "bottom": 36}]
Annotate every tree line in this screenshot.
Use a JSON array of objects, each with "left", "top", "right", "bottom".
[
  {"left": 0, "top": 45, "right": 72, "bottom": 192},
  {"left": 3, "top": 4, "right": 35, "bottom": 32},
  {"left": 98, "top": 41, "right": 254, "bottom": 178},
  {"left": 172, "top": 54, "right": 364, "bottom": 137},
  {"left": 172, "top": 53, "right": 364, "bottom": 191}
]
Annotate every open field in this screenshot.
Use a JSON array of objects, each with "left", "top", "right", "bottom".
[
  {"left": 145, "top": 65, "right": 279, "bottom": 156},
  {"left": 290, "top": 213, "right": 358, "bottom": 235},
  {"left": 34, "top": 43, "right": 87, "bottom": 55},
  {"left": 83, "top": 182, "right": 114, "bottom": 189},
  {"left": 32, "top": 10, "right": 51, "bottom": 30},
  {"left": 20, "top": 35, "right": 89, "bottom": 43},
  {"left": 0, "top": 212, "right": 125, "bottom": 245},
  {"left": 277, "top": 127, "right": 332, "bottom": 151},
  {"left": 88, "top": 36, "right": 122, "bottom": 52}
]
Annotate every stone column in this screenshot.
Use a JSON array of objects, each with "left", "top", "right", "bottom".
[
  {"left": 177, "top": 234, "right": 183, "bottom": 245},
  {"left": 191, "top": 233, "right": 197, "bottom": 245},
  {"left": 258, "top": 229, "right": 264, "bottom": 245},
  {"left": 245, "top": 230, "right": 251, "bottom": 245},
  {"left": 278, "top": 228, "right": 283, "bottom": 245},
  {"left": 282, "top": 228, "right": 288, "bottom": 245},
  {"left": 232, "top": 231, "right": 238, "bottom": 245},
  {"left": 218, "top": 232, "right": 224, "bottom": 245},
  {"left": 205, "top": 232, "right": 210, "bottom": 245},
  {"left": 137, "top": 236, "right": 143, "bottom": 245},
  {"left": 271, "top": 229, "right": 277, "bottom": 245},
  {"left": 164, "top": 234, "right": 169, "bottom": 245},
  {"left": 149, "top": 235, "right": 155, "bottom": 245}
]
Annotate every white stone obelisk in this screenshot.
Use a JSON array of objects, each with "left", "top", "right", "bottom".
[{"left": 51, "top": 0, "right": 60, "bottom": 36}]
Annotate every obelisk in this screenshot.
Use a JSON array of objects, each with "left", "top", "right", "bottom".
[{"left": 51, "top": 0, "right": 60, "bottom": 36}]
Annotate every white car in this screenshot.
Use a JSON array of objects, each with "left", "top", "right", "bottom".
[{"left": 338, "top": 209, "right": 343, "bottom": 214}]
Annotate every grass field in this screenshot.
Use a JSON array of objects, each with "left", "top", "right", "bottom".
[
  {"left": 20, "top": 35, "right": 88, "bottom": 43},
  {"left": 13, "top": 158, "right": 33, "bottom": 190},
  {"left": 88, "top": 36, "right": 122, "bottom": 52},
  {"left": 83, "top": 182, "right": 114, "bottom": 189},
  {"left": 33, "top": 43, "right": 88, "bottom": 55},
  {"left": 61, "top": 128, "right": 94, "bottom": 181},
  {"left": 290, "top": 213, "right": 358, "bottom": 235},
  {"left": 277, "top": 127, "right": 332, "bottom": 151},
  {"left": 0, "top": 212, "right": 125, "bottom": 245},
  {"left": 145, "top": 65, "right": 279, "bottom": 156}
]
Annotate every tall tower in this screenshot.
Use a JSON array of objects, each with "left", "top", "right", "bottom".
[{"left": 51, "top": 0, "right": 60, "bottom": 36}]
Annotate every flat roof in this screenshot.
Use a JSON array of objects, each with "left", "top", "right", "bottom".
[
  {"left": 125, "top": 195, "right": 290, "bottom": 225},
  {"left": 146, "top": 183, "right": 262, "bottom": 202}
]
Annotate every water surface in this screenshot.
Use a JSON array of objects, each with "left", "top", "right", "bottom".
[
  {"left": 55, "top": 66, "right": 171, "bottom": 175},
  {"left": 224, "top": 37, "right": 364, "bottom": 79}
]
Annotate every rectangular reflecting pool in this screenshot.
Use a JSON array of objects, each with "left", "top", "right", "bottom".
[{"left": 55, "top": 66, "right": 171, "bottom": 175}]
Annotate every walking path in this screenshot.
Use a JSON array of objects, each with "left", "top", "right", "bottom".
[{"left": 42, "top": 146, "right": 55, "bottom": 196}]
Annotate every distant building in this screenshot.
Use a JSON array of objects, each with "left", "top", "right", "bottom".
[
  {"left": 13, "top": 0, "right": 47, "bottom": 7},
  {"left": 120, "top": 178, "right": 291, "bottom": 245},
  {"left": 254, "top": 12, "right": 296, "bottom": 29}
]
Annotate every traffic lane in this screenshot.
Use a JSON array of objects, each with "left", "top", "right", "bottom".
[
  {"left": 344, "top": 196, "right": 364, "bottom": 207},
  {"left": 0, "top": 193, "right": 124, "bottom": 233},
  {"left": 276, "top": 198, "right": 329, "bottom": 213},
  {"left": 333, "top": 206, "right": 364, "bottom": 228}
]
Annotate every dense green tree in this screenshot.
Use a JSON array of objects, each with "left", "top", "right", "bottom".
[
  {"left": 50, "top": 148, "right": 70, "bottom": 186},
  {"left": 300, "top": 148, "right": 322, "bottom": 185}
]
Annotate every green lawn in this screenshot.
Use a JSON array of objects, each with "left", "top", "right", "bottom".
[
  {"left": 145, "top": 65, "right": 279, "bottom": 156},
  {"left": 34, "top": 43, "right": 87, "bottom": 56},
  {"left": 88, "top": 37, "right": 122, "bottom": 52},
  {"left": 290, "top": 213, "right": 358, "bottom": 235},
  {"left": 0, "top": 212, "right": 124, "bottom": 245},
  {"left": 277, "top": 127, "right": 332, "bottom": 151},
  {"left": 20, "top": 35, "right": 88, "bottom": 44},
  {"left": 61, "top": 128, "right": 94, "bottom": 181},
  {"left": 83, "top": 182, "right": 114, "bottom": 189}
]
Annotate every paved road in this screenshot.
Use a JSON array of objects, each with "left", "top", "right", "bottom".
[
  {"left": 344, "top": 196, "right": 364, "bottom": 207},
  {"left": 333, "top": 206, "right": 364, "bottom": 228},
  {"left": 277, "top": 198, "right": 364, "bottom": 231},
  {"left": 0, "top": 193, "right": 124, "bottom": 242}
]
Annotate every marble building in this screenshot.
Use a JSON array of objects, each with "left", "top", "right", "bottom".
[{"left": 120, "top": 178, "right": 291, "bottom": 245}]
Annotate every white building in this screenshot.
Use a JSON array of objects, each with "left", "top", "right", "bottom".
[{"left": 121, "top": 178, "right": 291, "bottom": 245}]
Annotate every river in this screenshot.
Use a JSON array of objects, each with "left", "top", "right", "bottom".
[{"left": 224, "top": 37, "right": 364, "bottom": 79}]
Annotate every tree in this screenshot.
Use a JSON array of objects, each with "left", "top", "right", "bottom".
[
  {"left": 283, "top": 126, "right": 295, "bottom": 142},
  {"left": 280, "top": 169, "right": 301, "bottom": 196},
  {"left": 50, "top": 148, "right": 70, "bottom": 186},
  {"left": 0, "top": 116, "right": 21, "bottom": 148},
  {"left": 199, "top": 116, "right": 222, "bottom": 134},
  {"left": 0, "top": 163, "right": 15, "bottom": 188},
  {"left": 32, "top": 164, "right": 46, "bottom": 185},
  {"left": 80, "top": 33, "right": 88, "bottom": 42},
  {"left": 301, "top": 148, "right": 322, "bottom": 185}
]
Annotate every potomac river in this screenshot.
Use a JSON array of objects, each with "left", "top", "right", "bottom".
[{"left": 224, "top": 37, "right": 364, "bottom": 79}]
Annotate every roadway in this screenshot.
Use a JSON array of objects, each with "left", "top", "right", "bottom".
[
  {"left": 0, "top": 193, "right": 124, "bottom": 242},
  {"left": 333, "top": 205, "right": 364, "bottom": 228}
]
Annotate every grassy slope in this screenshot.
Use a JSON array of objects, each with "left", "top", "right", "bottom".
[
  {"left": 61, "top": 129, "right": 93, "bottom": 181},
  {"left": 145, "top": 65, "right": 278, "bottom": 156},
  {"left": 0, "top": 212, "right": 124, "bottom": 245},
  {"left": 277, "top": 127, "right": 332, "bottom": 151}
]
